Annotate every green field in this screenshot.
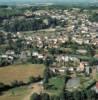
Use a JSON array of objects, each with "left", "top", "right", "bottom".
[
  {"left": 45, "top": 76, "right": 65, "bottom": 95},
  {"left": 0, "top": 86, "right": 32, "bottom": 100}
]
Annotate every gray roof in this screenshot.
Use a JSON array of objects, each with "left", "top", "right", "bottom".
[{"left": 66, "top": 78, "right": 80, "bottom": 89}]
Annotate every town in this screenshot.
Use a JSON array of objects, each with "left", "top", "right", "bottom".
[{"left": 0, "top": 5, "right": 98, "bottom": 100}]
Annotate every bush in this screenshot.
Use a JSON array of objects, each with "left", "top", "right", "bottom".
[
  {"left": 28, "top": 76, "right": 42, "bottom": 84},
  {"left": 50, "top": 95, "right": 60, "bottom": 100},
  {"left": 0, "top": 82, "right": 5, "bottom": 91},
  {"left": 29, "top": 76, "right": 36, "bottom": 83},
  {"left": 0, "top": 82, "right": 11, "bottom": 93},
  {"left": 41, "top": 93, "right": 50, "bottom": 100},
  {"left": 30, "top": 93, "right": 40, "bottom": 100},
  {"left": 11, "top": 80, "right": 25, "bottom": 87},
  {"left": 43, "top": 83, "right": 49, "bottom": 90}
]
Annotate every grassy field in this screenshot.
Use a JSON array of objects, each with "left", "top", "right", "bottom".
[
  {"left": 0, "top": 64, "right": 45, "bottom": 85},
  {"left": 45, "top": 76, "right": 65, "bottom": 95},
  {"left": 0, "top": 86, "right": 32, "bottom": 100}
]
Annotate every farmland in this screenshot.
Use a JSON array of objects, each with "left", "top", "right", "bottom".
[{"left": 0, "top": 64, "right": 45, "bottom": 85}]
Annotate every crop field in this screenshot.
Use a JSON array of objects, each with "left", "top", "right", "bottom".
[{"left": 0, "top": 64, "right": 45, "bottom": 85}]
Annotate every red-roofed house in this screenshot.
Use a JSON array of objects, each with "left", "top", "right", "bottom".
[{"left": 96, "top": 82, "right": 98, "bottom": 93}]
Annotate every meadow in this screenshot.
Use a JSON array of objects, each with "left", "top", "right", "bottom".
[{"left": 0, "top": 86, "right": 32, "bottom": 100}]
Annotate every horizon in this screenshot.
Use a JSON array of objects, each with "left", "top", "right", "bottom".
[{"left": 0, "top": 0, "right": 98, "bottom": 4}]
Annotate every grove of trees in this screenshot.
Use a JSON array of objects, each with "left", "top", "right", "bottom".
[{"left": 30, "top": 89, "right": 97, "bottom": 100}]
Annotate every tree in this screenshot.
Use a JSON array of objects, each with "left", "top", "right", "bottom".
[
  {"left": 41, "top": 93, "right": 50, "bottom": 100},
  {"left": 0, "top": 82, "right": 5, "bottom": 91},
  {"left": 29, "top": 76, "right": 36, "bottom": 83},
  {"left": 86, "top": 90, "right": 96, "bottom": 100},
  {"left": 65, "top": 90, "right": 73, "bottom": 100},
  {"left": 80, "top": 90, "right": 86, "bottom": 100},
  {"left": 89, "top": 12, "right": 98, "bottom": 22},
  {"left": 43, "top": 67, "right": 50, "bottom": 84},
  {"left": 0, "top": 33, "right": 5, "bottom": 44},
  {"left": 64, "top": 70, "right": 69, "bottom": 84},
  {"left": 89, "top": 58, "right": 98, "bottom": 66},
  {"left": 60, "top": 86, "right": 65, "bottom": 100},
  {"left": 11, "top": 80, "right": 19, "bottom": 87},
  {"left": 50, "top": 95, "right": 60, "bottom": 100},
  {"left": 43, "top": 66, "right": 54, "bottom": 89},
  {"left": 90, "top": 90, "right": 96, "bottom": 100},
  {"left": 30, "top": 93, "right": 40, "bottom": 100},
  {"left": 73, "top": 90, "right": 81, "bottom": 100},
  {"left": 44, "top": 56, "right": 53, "bottom": 67}
]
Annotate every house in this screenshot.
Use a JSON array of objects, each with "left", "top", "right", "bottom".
[
  {"left": 0, "top": 55, "right": 14, "bottom": 64},
  {"left": 16, "top": 32, "right": 22, "bottom": 38},
  {"left": 95, "top": 66, "right": 98, "bottom": 72},
  {"left": 6, "top": 50, "right": 15, "bottom": 56},
  {"left": 68, "top": 67, "right": 74, "bottom": 72},
  {"left": 58, "top": 69, "right": 65, "bottom": 73},
  {"left": 0, "top": 55, "right": 8, "bottom": 58},
  {"left": 24, "top": 10, "right": 33, "bottom": 17},
  {"left": 94, "top": 54, "right": 98, "bottom": 58},
  {"left": 38, "top": 54, "right": 44, "bottom": 59},
  {"left": 43, "top": 19, "right": 49, "bottom": 26},
  {"left": 80, "top": 61, "right": 88, "bottom": 66},
  {"left": 83, "top": 39, "right": 90, "bottom": 44},
  {"left": 33, "top": 10, "right": 48, "bottom": 16},
  {"left": 85, "top": 66, "right": 90, "bottom": 75},
  {"left": 32, "top": 52, "right": 39, "bottom": 57},
  {"left": 20, "top": 51, "right": 28, "bottom": 62},
  {"left": 96, "top": 82, "right": 98, "bottom": 93},
  {"left": 75, "top": 38, "right": 83, "bottom": 45},
  {"left": 50, "top": 67, "right": 66, "bottom": 74},
  {"left": 8, "top": 56, "right": 14, "bottom": 64},
  {"left": 76, "top": 49, "right": 87, "bottom": 54},
  {"left": 77, "top": 62, "right": 85, "bottom": 72}
]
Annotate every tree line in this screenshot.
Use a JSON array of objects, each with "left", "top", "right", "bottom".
[
  {"left": 3, "top": 17, "right": 61, "bottom": 32},
  {"left": 30, "top": 89, "right": 97, "bottom": 100}
]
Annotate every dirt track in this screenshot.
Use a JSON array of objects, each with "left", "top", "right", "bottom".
[{"left": 23, "top": 82, "right": 43, "bottom": 100}]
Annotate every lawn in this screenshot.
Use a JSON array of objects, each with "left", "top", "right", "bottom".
[
  {"left": 0, "top": 64, "right": 45, "bottom": 85},
  {"left": 45, "top": 76, "right": 65, "bottom": 95},
  {"left": 0, "top": 86, "right": 32, "bottom": 100}
]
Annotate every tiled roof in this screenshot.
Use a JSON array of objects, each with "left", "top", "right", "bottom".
[{"left": 96, "top": 82, "right": 98, "bottom": 89}]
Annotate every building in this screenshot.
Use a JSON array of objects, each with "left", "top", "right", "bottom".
[{"left": 96, "top": 82, "right": 98, "bottom": 93}]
